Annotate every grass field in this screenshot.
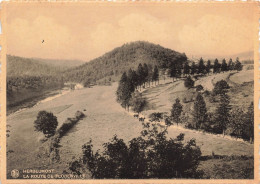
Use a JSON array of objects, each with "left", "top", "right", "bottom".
[{"left": 7, "top": 69, "right": 254, "bottom": 179}]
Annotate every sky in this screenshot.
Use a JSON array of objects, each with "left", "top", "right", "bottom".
[{"left": 5, "top": 2, "right": 257, "bottom": 61}]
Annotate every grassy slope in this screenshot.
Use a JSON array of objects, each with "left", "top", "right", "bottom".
[
  {"left": 141, "top": 69, "right": 254, "bottom": 179},
  {"left": 7, "top": 84, "right": 144, "bottom": 178},
  {"left": 7, "top": 69, "right": 254, "bottom": 179}
]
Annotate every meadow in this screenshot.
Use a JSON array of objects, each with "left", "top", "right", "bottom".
[{"left": 7, "top": 67, "right": 254, "bottom": 179}]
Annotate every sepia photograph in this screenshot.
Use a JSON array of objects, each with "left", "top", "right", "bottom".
[{"left": 2, "top": 2, "right": 257, "bottom": 181}]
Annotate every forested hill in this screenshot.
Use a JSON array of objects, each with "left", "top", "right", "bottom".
[
  {"left": 7, "top": 55, "right": 65, "bottom": 77},
  {"left": 63, "top": 41, "right": 187, "bottom": 85},
  {"left": 35, "top": 58, "right": 84, "bottom": 68}
]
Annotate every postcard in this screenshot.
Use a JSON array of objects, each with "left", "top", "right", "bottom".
[{"left": 0, "top": 1, "right": 258, "bottom": 183}]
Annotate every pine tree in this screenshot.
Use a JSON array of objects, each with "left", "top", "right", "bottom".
[
  {"left": 243, "top": 102, "right": 254, "bottom": 143},
  {"left": 190, "top": 62, "right": 196, "bottom": 75},
  {"left": 227, "top": 58, "right": 234, "bottom": 71},
  {"left": 147, "top": 64, "right": 153, "bottom": 87},
  {"left": 206, "top": 60, "right": 211, "bottom": 74},
  {"left": 184, "top": 76, "right": 194, "bottom": 89},
  {"left": 234, "top": 57, "right": 243, "bottom": 71},
  {"left": 176, "top": 64, "right": 182, "bottom": 79},
  {"left": 221, "top": 59, "right": 227, "bottom": 72},
  {"left": 213, "top": 59, "right": 220, "bottom": 73},
  {"left": 127, "top": 69, "right": 137, "bottom": 92},
  {"left": 169, "top": 63, "right": 177, "bottom": 82},
  {"left": 171, "top": 98, "right": 183, "bottom": 125},
  {"left": 143, "top": 63, "right": 149, "bottom": 88},
  {"left": 193, "top": 94, "right": 208, "bottom": 129},
  {"left": 137, "top": 63, "right": 144, "bottom": 89},
  {"left": 152, "top": 65, "right": 159, "bottom": 85},
  {"left": 197, "top": 58, "right": 205, "bottom": 74},
  {"left": 116, "top": 72, "right": 132, "bottom": 110},
  {"left": 132, "top": 70, "right": 139, "bottom": 90},
  {"left": 215, "top": 93, "right": 231, "bottom": 136},
  {"left": 183, "top": 62, "right": 190, "bottom": 76}
]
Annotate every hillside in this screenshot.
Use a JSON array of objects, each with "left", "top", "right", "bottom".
[
  {"left": 63, "top": 41, "right": 187, "bottom": 85},
  {"left": 35, "top": 58, "right": 85, "bottom": 68},
  {"left": 7, "top": 55, "right": 66, "bottom": 114},
  {"left": 7, "top": 55, "right": 65, "bottom": 77}
]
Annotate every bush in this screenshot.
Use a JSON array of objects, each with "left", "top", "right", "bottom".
[
  {"left": 184, "top": 76, "right": 194, "bottom": 89},
  {"left": 71, "top": 122, "right": 203, "bottom": 179},
  {"left": 45, "top": 111, "right": 86, "bottom": 162},
  {"left": 196, "top": 85, "right": 203, "bottom": 92},
  {"left": 203, "top": 90, "right": 210, "bottom": 96},
  {"left": 129, "top": 92, "right": 147, "bottom": 114},
  {"left": 182, "top": 97, "right": 187, "bottom": 103},
  {"left": 75, "top": 111, "right": 85, "bottom": 119},
  {"left": 58, "top": 120, "right": 74, "bottom": 137},
  {"left": 57, "top": 111, "right": 85, "bottom": 137},
  {"left": 213, "top": 80, "right": 230, "bottom": 95},
  {"left": 165, "top": 117, "right": 173, "bottom": 126},
  {"left": 34, "top": 111, "right": 58, "bottom": 138},
  {"left": 149, "top": 112, "right": 164, "bottom": 122}
]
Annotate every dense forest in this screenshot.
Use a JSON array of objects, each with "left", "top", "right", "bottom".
[
  {"left": 62, "top": 41, "right": 187, "bottom": 86},
  {"left": 7, "top": 55, "right": 65, "bottom": 113},
  {"left": 7, "top": 55, "right": 66, "bottom": 77},
  {"left": 116, "top": 57, "right": 243, "bottom": 111}
]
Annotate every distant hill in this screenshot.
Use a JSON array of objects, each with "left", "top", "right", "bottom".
[
  {"left": 228, "top": 51, "right": 254, "bottom": 61},
  {"left": 7, "top": 55, "right": 85, "bottom": 77},
  {"left": 7, "top": 55, "right": 65, "bottom": 77},
  {"left": 34, "top": 58, "right": 85, "bottom": 68},
  {"left": 63, "top": 41, "right": 187, "bottom": 85},
  {"left": 189, "top": 50, "right": 254, "bottom": 62}
]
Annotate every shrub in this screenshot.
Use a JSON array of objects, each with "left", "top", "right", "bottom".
[
  {"left": 46, "top": 111, "right": 86, "bottom": 162},
  {"left": 196, "top": 85, "right": 204, "bottom": 92},
  {"left": 57, "top": 111, "right": 85, "bottom": 137},
  {"left": 130, "top": 92, "right": 147, "bottom": 114},
  {"left": 165, "top": 117, "right": 173, "bottom": 126},
  {"left": 213, "top": 80, "right": 230, "bottom": 95},
  {"left": 203, "top": 90, "right": 210, "bottom": 96},
  {"left": 71, "top": 122, "right": 203, "bottom": 179},
  {"left": 75, "top": 111, "right": 85, "bottom": 119},
  {"left": 149, "top": 112, "right": 164, "bottom": 122},
  {"left": 184, "top": 76, "right": 194, "bottom": 89},
  {"left": 34, "top": 111, "right": 58, "bottom": 138},
  {"left": 182, "top": 97, "right": 188, "bottom": 103}
]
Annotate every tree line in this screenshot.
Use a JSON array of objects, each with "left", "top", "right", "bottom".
[
  {"left": 7, "top": 76, "right": 64, "bottom": 93},
  {"left": 169, "top": 57, "right": 243, "bottom": 81},
  {"left": 116, "top": 63, "right": 159, "bottom": 110},
  {"left": 167, "top": 80, "right": 253, "bottom": 143}
]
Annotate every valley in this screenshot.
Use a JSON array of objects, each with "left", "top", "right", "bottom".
[{"left": 7, "top": 68, "right": 254, "bottom": 179}]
